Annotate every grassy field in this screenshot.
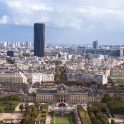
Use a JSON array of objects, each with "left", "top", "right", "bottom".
[{"left": 54, "top": 113, "right": 73, "bottom": 124}]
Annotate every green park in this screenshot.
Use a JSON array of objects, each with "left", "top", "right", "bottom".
[{"left": 51, "top": 112, "right": 75, "bottom": 124}]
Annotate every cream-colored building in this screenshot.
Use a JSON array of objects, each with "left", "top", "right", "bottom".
[
  {"left": 27, "top": 73, "right": 54, "bottom": 83},
  {"left": 0, "top": 58, "right": 6, "bottom": 64},
  {"left": 22, "top": 83, "right": 102, "bottom": 103},
  {"left": 0, "top": 71, "right": 27, "bottom": 83}
]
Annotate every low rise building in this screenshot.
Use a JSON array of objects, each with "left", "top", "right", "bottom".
[
  {"left": 66, "top": 71, "right": 94, "bottom": 82},
  {"left": 78, "top": 47, "right": 124, "bottom": 57},
  {"left": 27, "top": 73, "right": 54, "bottom": 83},
  {"left": 92, "top": 74, "right": 108, "bottom": 85},
  {"left": 0, "top": 71, "right": 27, "bottom": 83},
  {"left": 0, "top": 82, "right": 29, "bottom": 93},
  {"left": 110, "top": 65, "right": 124, "bottom": 76}
]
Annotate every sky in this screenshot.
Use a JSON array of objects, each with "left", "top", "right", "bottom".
[{"left": 0, "top": 0, "right": 124, "bottom": 45}]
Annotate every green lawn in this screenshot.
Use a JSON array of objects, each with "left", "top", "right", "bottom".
[{"left": 54, "top": 113, "right": 73, "bottom": 124}]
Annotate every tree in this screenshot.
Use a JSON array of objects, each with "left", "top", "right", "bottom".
[
  {"left": 95, "top": 119, "right": 102, "bottom": 124},
  {"left": 90, "top": 112, "right": 97, "bottom": 124},
  {"left": 92, "top": 119, "right": 102, "bottom": 124},
  {"left": 117, "top": 96, "right": 123, "bottom": 102},
  {"left": 29, "top": 117, "right": 36, "bottom": 124},
  {"left": 25, "top": 114, "right": 30, "bottom": 121},
  {"left": 0, "top": 106, "right": 4, "bottom": 113},
  {"left": 19, "top": 104, "right": 24, "bottom": 112},
  {"left": 107, "top": 101, "right": 124, "bottom": 114},
  {"left": 34, "top": 102, "right": 39, "bottom": 110},
  {"left": 90, "top": 106, "right": 101, "bottom": 116},
  {"left": 97, "top": 113, "right": 108, "bottom": 120},
  {"left": 102, "top": 93, "right": 114, "bottom": 103},
  {"left": 26, "top": 107, "right": 32, "bottom": 116},
  {"left": 3, "top": 101, "right": 18, "bottom": 112},
  {"left": 0, "top": 121, "right": 4, "bottom": 124},
  {"left": 25, "top": 103, "right": 29, "bottom": 112},
  {"left": 111, "top": 119, "right": 117, "bottom": 124},
  {"left": 9, "top": 105, "right": 15, "bottom": 112},
  {"left": 97, "top": 113, "right": 109, "bottom": 124},
  {"left": 100, "top": 117, "right": 109, "bottom": 124},
  {"left": 31, "top": 107, "right": 38, "bottom": 118},
  {"left": 93, "top": 103, "right": 107, "bottom": 112},
  {"left": 0, "top": 94, "right": 20, "bottom": 102},
  {"left": 40, "top": 105, "right": 42, "bottom": 111},
  {"left": 20, "top": 118, "right": 29, "bottom": 124}
]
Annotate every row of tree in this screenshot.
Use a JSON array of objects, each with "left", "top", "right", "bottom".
[
  {"left": 102, "top": 93, "right": 124, "bottom": 114},
  {"left": 20, "top": 104, "right": 38, "bottom": 124},
  {"left": 87, "top": 103, "right": 109, "bottom": 124},
  {"left": 0, "top": 94, "right": 20, "bottom": 113},
  {"left": 102, "top": 94, "right": 123, "bottom": 103},
  {"left": 0, "top": 101, "right": 18, "bottom": 113},
  {"left": 107, "top": 101, "right": 124, "bottom": 114},
  {"left": 20, "top": 103, "right": 48, "bottom": 124},
  {"left": 0, "top": 94, "right": 21, "bottom": 102}
]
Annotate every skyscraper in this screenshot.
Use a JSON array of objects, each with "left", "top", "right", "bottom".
[
  {"left": 34, "top": 23, "right": 45, "bottom": 57},
  {"left": 93, "top": 40, "right": 98, "bottom": 49}
]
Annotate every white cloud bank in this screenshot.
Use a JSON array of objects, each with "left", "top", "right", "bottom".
[
  {"left": 0, "top": 15, "right": 9, "bottom": 24},
  {"left": 0, "top": 0, "right": 124, "bottom": 30}
]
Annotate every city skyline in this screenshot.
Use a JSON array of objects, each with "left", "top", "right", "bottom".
[{"left": 0, "top": 0, "right": 124, "bottom": 45}]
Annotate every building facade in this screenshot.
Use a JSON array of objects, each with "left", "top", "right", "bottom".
[
  {"left": 66, "top": 72, "right": 94, "bottom": 83},
  {"left": 34, "top": 23, "right": 45, "bottom": 57},
  {"left": 92, "top": 74, "right": 108, "bottom": 85},
  {"left": 0, "top": 71, "right": 27, "bottom": 83},
  {"left": 21, "top": 83, "right": 102, "bottom": 103},
  {"left": 27, "top": 73, "right": 54, "bottom": 83},
  {"left": 78, "top": 47, "right": 124, "bottom": 57},
  {"left": 93, "top": 40, "right": 98, "bottom": 49}
]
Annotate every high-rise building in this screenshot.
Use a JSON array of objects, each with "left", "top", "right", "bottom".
[
  {"left": 26, "top": 41, "right": 32, "bottom": 48},
  {"left": 3, "top": 41, "right": 7, "bottom": 48},
  {"left": 34, "top": 23, "right": 45, "bottom": 57},
  {"left": 93, "top": 40, "right": 98, "bottom": 49},
  {"left": 7, "top": 51, "right": 14, "bottom": 57}
]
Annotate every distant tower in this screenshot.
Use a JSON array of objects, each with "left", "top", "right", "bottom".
[
  {"left": 26, "top": 41, "right": 32, "bottom": 48},
  {"left": 7, "top": 51, "right": 14, "bottom": 57},
  {"left": 93, "top": 40, "right": 98, "bottom": 49},
  {"left": 34, "top": 23, "right": 45, "bottom": 57}
]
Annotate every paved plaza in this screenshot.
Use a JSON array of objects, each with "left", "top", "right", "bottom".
[{"left": 0, "top": 112, "right": 24, "bottom": 123}]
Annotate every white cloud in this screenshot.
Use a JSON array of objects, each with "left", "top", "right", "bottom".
[
  {"left": 0, "top": 15, "right": 9, "bottom": 24},
  {"left": 84, "top": 25, "right": 94, "bottom": 32},
  {"left": 1, "top": 0, "right": 124, "bottom": 30}
]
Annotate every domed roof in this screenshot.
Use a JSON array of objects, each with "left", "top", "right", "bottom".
[{"left": 58, "top": 83, "right": 66, "bottom": 90}]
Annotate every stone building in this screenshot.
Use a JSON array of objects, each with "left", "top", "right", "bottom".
[
  {"left": 0, "top": 71, "right": 27, "bottom": 83},
  {"left": 27, "top": 73, "right": 54, "bottom": 83},
  {"left": 22, "top": 83, "right": 102, "bottom": 103}
]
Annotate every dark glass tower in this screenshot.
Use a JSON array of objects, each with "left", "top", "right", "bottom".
[
  {"left": 93, "top": 40, "right": 98, "bottom": 49},
  {"left": 34, "top": 23, "right": 45, "bottom": 57}
]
